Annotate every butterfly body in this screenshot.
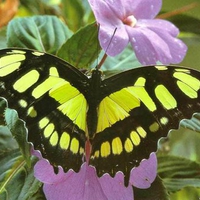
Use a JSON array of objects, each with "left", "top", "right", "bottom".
[{"left": 1, "top": 48, "right": 200, "bottom": 186}]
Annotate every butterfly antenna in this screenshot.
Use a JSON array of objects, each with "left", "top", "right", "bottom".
[{"left": 96, "top": 28, "right": 117, "bottom": 70}]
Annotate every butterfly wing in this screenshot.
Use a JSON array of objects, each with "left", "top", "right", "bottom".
[
  {"left": 90, "top": 66, "right": 200, "bottom": 185},
  {"left": 1, "top": 49, "right": 200, "bottom": 186},
  {"left": 0, "top": 48, "right": 89, "bottom": 172}
]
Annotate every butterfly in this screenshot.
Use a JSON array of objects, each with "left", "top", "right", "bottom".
[{"left": 0, "top": 48, "right": 200, "bottom": 186}]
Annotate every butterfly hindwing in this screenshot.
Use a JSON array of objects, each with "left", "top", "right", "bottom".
[
  {"left": 90, "top": 66, "right": 200, "bottom": 185},
  {"left": 0, "top": 48, "right": 89, "bottom": 172}
]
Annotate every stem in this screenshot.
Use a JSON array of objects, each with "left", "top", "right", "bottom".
[{"left": 157, "top": 2, "right": 199, "bottom": 19}]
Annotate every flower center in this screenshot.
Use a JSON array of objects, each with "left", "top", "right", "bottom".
[{"left": 123, "top": 15, "right": 137, "bottom": 27}]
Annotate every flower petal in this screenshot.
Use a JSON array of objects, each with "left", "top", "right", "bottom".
[
  {"left": 130, "top": 153, "right": 157, "bottom": 189},
  {"left": 128, "top": 25, "right": 186, "bottom": 65},
  {"left": 102, "top": 0, "right": 126, "bottom": 20},
  {"left": 123, "top": 0, "right": 162, "bottom": 19},
  {"left": 145, "top": 26, "right": 187, "bottom": 63},
  {"left": 89, "top": 0, "right": 186, "bottom": 63},
  {"left": 35, "top": 161, "right": 134, "bottom": 200},
  {"left": 88, "top": 0, "right": 121, "bottom": 26},
  {"left": 99, "top": 26, "right": 129, "bottom": 56},
  {"left": 137, "top": 19, "right": 179, "bottom": 37},
  {"left": 127, "top": 26, "right": 161, "bottom": 64},
  {"left": 99, "top": 172, "right": 134, "bottom": 200},
  {"left": 34, "top": 159, "right": 69, "bottom": 184},
  {"left": 40, "top": 163, "right": 107, "bottom": 200},
  {"left": 88, "top": 0, "right": 129, "bottom": 56},
  {"left": 31, "top": 147, "right": 42, "bottom": 159}
]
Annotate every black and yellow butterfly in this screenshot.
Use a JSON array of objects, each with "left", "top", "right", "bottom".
[{"left": 0, "top": 48, "right": 200, "bottom": 186}]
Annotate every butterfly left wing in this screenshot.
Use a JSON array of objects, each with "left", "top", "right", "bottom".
[
  {"left": 90, "top": 65, "right": 200, "bottom": 186},
  {"left": 0, "top": 48, "right": 89, "bottom": 173}
]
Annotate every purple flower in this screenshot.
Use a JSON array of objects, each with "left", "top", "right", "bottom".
[
  {"left": 33, "top": 151, "right": 157, "bottom": 200},
  {"left": 88, "top": 0, "right": 187, "bottom": 65}
]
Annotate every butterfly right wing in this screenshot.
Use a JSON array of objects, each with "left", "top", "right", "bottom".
[{"left": 90, "top": 65, "right": 200, "bottom": 185}]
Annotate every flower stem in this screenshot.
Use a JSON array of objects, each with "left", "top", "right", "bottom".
[{"left": 157, "top": 2, "right": 199, "bottom": 19}]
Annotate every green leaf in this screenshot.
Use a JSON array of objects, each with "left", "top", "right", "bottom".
[
  {"left": 7, "top": 15, "right": 72, "bottom": 54},
  {"left": 0, "top": 149, "right": 43, "bottom": 200},
  {"left": 167, "top": 15, "right": 200, "bottom": 36},
  {"left": 170, "top": 187, "right": 200, "bottom": 200},
  {"left": 0, "top": 101, "right": 43, "bottom": 199},
  {"left": 0, "top": 98, "right": 7, "bottom": 126},
  {"left": 169, "top": 14, "right": 200, "bottom": 52},
  {"left": 81, "top": 0, "right": 96, "bottom": 24},
  {"left": 61, "top": 0, "right": 84, "bottom": 31},
  {"left": 20, "top": 0, "right": 60, "bottom": 16},
  {"left": 134, "top": 176, "right": 169, "bottom": 200},
  {"left": 180, "top": 113, "right": 200, "bottom": 132},
  {"left": 17, "top": 167, "right": 44, "bottom": 200},
  {"left": 4, "top": 107, "right": 31, "bottom": 167},
  {"left": 101, "top": 45, "right": 141, "bottom": 72},
  {"left": 0, "top": 126, "right": 18, "bottom": 152},
  {"left": 162, "top": 128, "right": 200, "bottom": 161},
  {"left": 57, "top": 23, "right": 100, "bottom": 69},
  {"left": 0, "top": 98, "right": 19, "bottom": 152},
  {"left": 158, "top": 155, "right": 200, "bottom": 193}
]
